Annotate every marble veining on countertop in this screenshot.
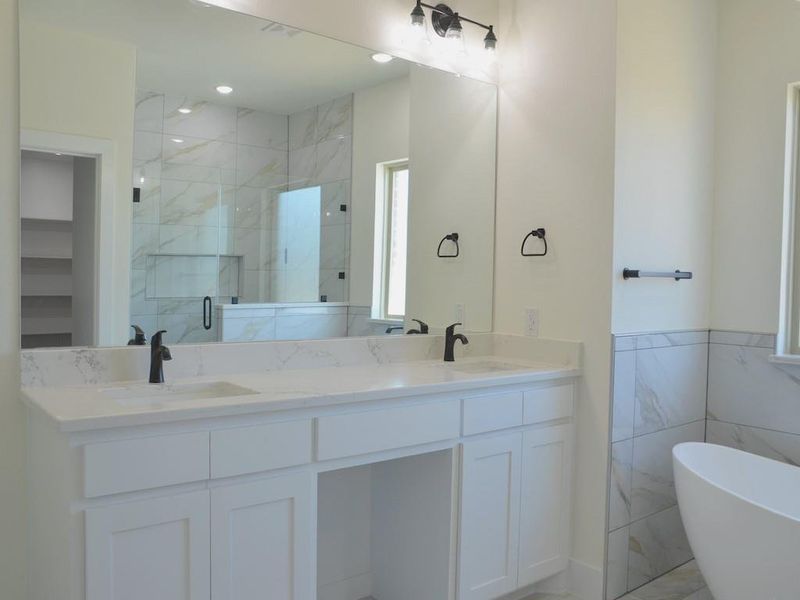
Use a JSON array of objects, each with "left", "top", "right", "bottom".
[{"left": 22, "top": 355, "right": 580, "bottom": 432}]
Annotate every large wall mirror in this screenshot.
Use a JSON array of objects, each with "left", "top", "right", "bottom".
[{"left": 18, "top": 0, "right": 497, "bottom": 348}]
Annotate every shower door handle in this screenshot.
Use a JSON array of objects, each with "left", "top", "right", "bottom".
[{"left": 203, "top": 296, "right": 212, "bottom": 330}]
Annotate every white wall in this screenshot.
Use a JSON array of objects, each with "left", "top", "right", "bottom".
[
  {"left": 350, "top": 76, "right": 410, "bottom": 308},
  {"left": 612, "top": 0, "right": 717, "bottom": 335},
  {"left": 72, "top": 157, "right": 97, "bottom": 346},
  {"left": 20, "top": 151, "right": 74, "bottom": 221},
  {"left": 494, "top": 0, "right": 617, "bottom": 588},
  {"left": 20, "top": 20, "right": 136, "bottom": 345},
  {"left": 711, "top": 0, "right": 800, "bottom": 333},
  {"left": 406, "top": 66, "right": 497, "bottom": 332},
  {"left": 0, "top": 2, "right": 25, "bottom": 598}
]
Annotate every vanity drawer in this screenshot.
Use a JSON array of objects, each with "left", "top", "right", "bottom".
[
  {"left": 84, "top": 432, "right": 209, "bottom": 498},
  {"left": 210, "top": 419, "right": 312, "bottom": 478},
  {"left": 523, "top": 383, "right": 574, "bottom": 424},
  {"left": 316, "top": 400, "right": 460, "bottom": 460},
  {"left": 462, "top": 391, "right": 524, "bottom": 435}
]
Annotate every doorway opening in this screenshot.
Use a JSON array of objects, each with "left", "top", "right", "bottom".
[{"left": 20, "top": 149, "right": 98, "bottom": 348}]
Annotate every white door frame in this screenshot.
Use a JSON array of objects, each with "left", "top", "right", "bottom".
[{"left": 20, "top": 129, "right": 117, "bottom": 347}]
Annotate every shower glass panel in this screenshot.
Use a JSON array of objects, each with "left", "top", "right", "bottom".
[{"left": 272, "top": 186, "right": 321, "bottom": 302}]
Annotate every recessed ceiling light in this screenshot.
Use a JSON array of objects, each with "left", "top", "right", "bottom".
[
  {"left": 54, "top": 152, "right": 62, "bottom": 156},
  {"left": 171, "top": 138, "right": 184, "bottom": 144},
  {"left": 215, "top": 85, "right": 233, "bottom": 95},
  {"left": 178, "top": 107, "right": 192, "bottom": 114},
  {"left": 371, "top": 53, "right": 394, "bottom": 64}
]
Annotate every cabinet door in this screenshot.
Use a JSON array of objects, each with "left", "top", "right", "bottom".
[
  {"left": 211, "top": 472, "right": 315, "bottom": 600},
  {"left": 85, "top": 490, "right": 210, "bottom": 600},
  {"left": 518, "top": 424, "right": 573, "bottom": 587},
  {"left": 458, "top": 433, "right": 522, "bottom": 600}
]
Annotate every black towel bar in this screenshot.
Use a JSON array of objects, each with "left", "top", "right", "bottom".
[{"left": 623, "top": 269, "right": 692, "bottom": 281}]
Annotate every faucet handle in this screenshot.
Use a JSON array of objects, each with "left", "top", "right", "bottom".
[
  {"left": 410, "top": 319, "right": 429, "bottom": 334},
  {"left": 446, "top": 322, "right": 462, "bottom": 336},
  {"left": 128, "top": 325, "right": 147, "bottom": 346}
]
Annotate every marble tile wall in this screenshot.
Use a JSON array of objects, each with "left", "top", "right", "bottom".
[
  {"left": 706, "top": 331, "right": 800, "bottom": 466},
  {"left": 132, "top": 89, "right": 289, "bottom": 344},
  {"left": 132, "top": 91, "right": 355, "bottom": 343},
  {"left": 288, "top": 95, "right": 353, "bottom": 303},
  {"left": 606, "top": 331, "right": 708, "bottom": 599},
  {"left": 346, "top": 305, "right": 390, "bottom": 337},
  {"left": 217, "top": 303, "right": 348, "bottom": 342}
]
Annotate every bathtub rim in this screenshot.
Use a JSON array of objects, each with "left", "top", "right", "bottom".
[{"left": 673, "top": 441, "right": 800, "bottom": 525}]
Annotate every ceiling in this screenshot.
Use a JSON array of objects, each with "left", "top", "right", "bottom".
[{"left": 21, "top": 0, "right": 410, "bottom": 114}]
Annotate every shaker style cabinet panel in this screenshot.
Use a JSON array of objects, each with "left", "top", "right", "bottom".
[
  {"left": 518, "top": 425, "right": 574, "bottom": 587},
  {"left": 458, "top": 433, "right": 522, "bottom": 600},
  {"left": 85, "top": 490, "right": 210, "bottom": 600},
  {"left": 210, "top": 472, "right": 316, "bottom": 600}
]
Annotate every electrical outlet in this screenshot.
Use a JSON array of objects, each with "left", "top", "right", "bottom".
[
  {"left": 525, "top": 308, "right": 540, "bottom": 337},
  {"left": 455, "top": 303, "right": 465, "bottom": 325}
]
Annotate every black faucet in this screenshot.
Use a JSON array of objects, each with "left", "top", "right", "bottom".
[
  {"left": 385, "top": 325, "right": 404, "bottom": 334},
  {"left": 444, "top": 322, "right": 469, "bottom": 362},
  {"left": 149, "top": 330, "right": 172, "bottom": 384},
  {"left": 406, "top": 319, "right": 429, "bottom": 335},
  {"left": 128, "top": 325, "right": 147, "bottom": 346}
]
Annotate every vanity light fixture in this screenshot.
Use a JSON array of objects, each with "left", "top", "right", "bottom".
[
  {"left": 371, "top": 52, "right": 394, "bottom": 64},
  {"left": 215, "top": 84, "right": 234, "bottom": 95},
  {"left": 409, "top": 1, "right": 497, "bottom": 53},
  {"left": 178, "top": 107, "right": 192, "bottom": 114}
]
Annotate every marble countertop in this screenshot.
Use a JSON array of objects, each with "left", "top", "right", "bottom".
[{"left": 22, "top": 356, "right": 580, "bottom": 432}]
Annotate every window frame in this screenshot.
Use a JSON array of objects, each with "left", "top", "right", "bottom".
[
  {"left": 778, "top": 83, "right": 800, "bottom": 356},
  {"left": 375, "top": 160, "right": 409, "bottom": 322}
]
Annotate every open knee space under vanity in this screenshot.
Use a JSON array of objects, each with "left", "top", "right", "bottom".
[{"left": 24, "top": 354, "right": 579, "bottom": 600}]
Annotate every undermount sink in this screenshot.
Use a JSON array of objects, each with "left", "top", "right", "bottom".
[
  {"left": 448, "top": 360, "right": 526, "bottom": 374},
  {"left": 99, "top": 381, "right": 259, "bottom": 406}
]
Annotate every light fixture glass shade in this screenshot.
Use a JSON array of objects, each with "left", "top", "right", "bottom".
[
  {"left": 484, "top": 26, "right": 497, "bottom": 53},
  {"left": 410, "top": 2, "right": 425, "bottom": 27},
  {"left": 444, "top": 14, "right": 466, "bottom": 56},
  {"left": 444, "top": 15, "right": 463, "bottom": 41},
  {"left": 407, "top": 2, "right": 430, "bottom": 46}
]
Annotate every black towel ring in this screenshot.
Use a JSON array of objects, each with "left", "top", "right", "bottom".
[
  {"left": 437, "top": 233, "right": 460, "bottom": 258},
  {"left": 521, "top": 228, "right": 547, "bottom": 257}
]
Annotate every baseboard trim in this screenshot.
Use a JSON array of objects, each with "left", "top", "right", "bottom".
[{"left": 569, "top": 558, "right": 603, "bottom": 600}]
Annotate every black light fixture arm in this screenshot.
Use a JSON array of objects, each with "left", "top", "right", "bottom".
[
  {"left": 412, "top": 1, "right": 497, "bottom": 49},
  {"left": 418, "top": 2, "right": 493, "bottom": 32}
]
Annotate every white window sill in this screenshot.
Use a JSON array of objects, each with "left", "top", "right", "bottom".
[{"left": 769, "top": 353, "right": 800, "bottom": 365}]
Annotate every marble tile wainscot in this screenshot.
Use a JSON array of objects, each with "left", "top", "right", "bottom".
[
  {"left": 605, "top": 331, "right": 708, "bottom": 600},
  {"left": 706, "top": 331, "right": 800, "bottom": 466}
]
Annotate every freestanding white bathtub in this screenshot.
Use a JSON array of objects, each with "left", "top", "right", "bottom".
[{"left": 673, "top": 442, "right": 800, "bottom": 600}]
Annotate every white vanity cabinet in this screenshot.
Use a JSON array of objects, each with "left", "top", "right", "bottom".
[
  {"left": 28, "top": 375, "right": 577, "bottom": 600},
  {"left": 457, "top": 386, "right": 575, "bottom": 600},
  {"left": 85, "top": 490, "right": 211, "bottom": 600},
  {"left": 458, "top": 433, "right": 523, "bottom": 600},
  {"left": 210, "top": 473, "right": 316, "bottom": 600},
  {"left": 518, "top": 424, "right": 573, "bottom": 586}
]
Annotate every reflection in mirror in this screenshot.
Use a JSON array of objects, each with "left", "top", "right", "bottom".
[{"left": 19, "top": 0, "right": 497, "bottom": 347}]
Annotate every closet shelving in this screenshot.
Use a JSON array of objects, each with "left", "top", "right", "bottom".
[{"left": 20, "top": 152, "right": 75, "bottom": 348}]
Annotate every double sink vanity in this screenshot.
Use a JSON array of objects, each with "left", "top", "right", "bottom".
[
  {"left": 23, "top": 333, "right": 581, "bottom": 600},
  {"left": 17, "top": 1, "right": 580, "bottom": 599}
]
